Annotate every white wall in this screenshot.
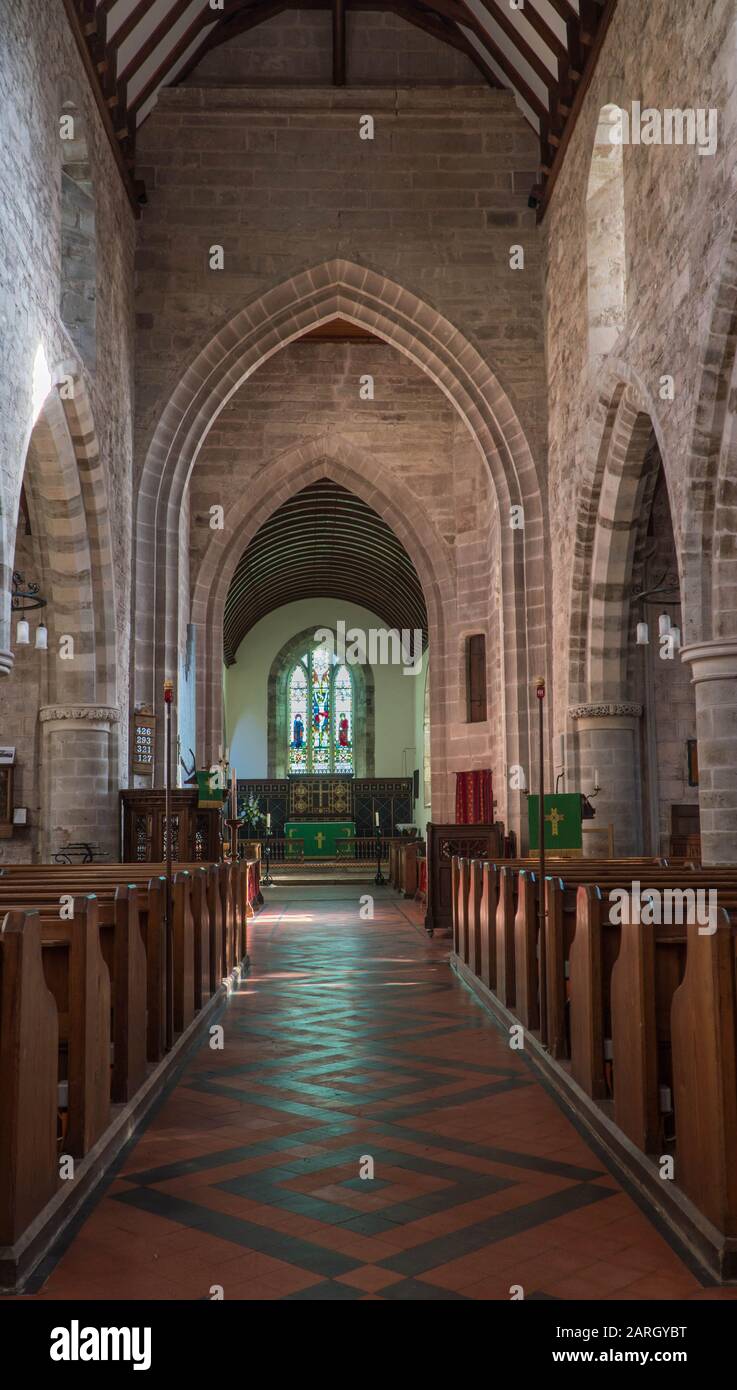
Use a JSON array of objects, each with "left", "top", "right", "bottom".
[{"left": 224, "top": 598, "right": 421, "bottom": 780}]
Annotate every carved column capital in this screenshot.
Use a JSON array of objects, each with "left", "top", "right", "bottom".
[
  {"left": 39, "top": 704, "right": 120, "bottom": 728},
  {"left": 568, "top": 702, "right": 643, "bottom": 721},
  {"left": 681, "top": 640, "right": 737, "bottom": 682}
]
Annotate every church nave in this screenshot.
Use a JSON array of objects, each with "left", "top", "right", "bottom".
[{"left": 19, "top": 888, "right": 734, "bottom": 1305}]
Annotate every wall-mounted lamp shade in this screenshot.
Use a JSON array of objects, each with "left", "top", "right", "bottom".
[
  {"left": 16, "top": 619, "right": 30, "bottom": 646},
  {"left": 35, "top": 624, "right": 48, "bottom": 650},
  {"left": 636, "top": 622, "right": 649, "bottom": 646},
  {"left": 658, "top": 613, "right": 672, "bottom": 638},
  {"left": 671, "top": 627, "right": 681, "bottom": 651}
]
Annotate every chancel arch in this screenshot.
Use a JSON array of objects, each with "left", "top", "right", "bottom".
[
  {"left": 135, "top": 262, "right": 545, "bottom": 834},
  {"left": 194, "top": 438, "right": 444, "bottom": 808}
]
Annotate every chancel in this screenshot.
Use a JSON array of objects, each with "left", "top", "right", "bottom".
[{"left": 3, "top": 0, "right": 737, "bottom": 1334}]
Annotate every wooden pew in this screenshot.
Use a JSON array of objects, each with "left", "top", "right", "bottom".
[
  {"left": 40, "top": 896, "right": 111, "bottom": 1155},
  {"left": 495, "top": 865, "right": 516, "bottom": 1008},
  {"left": 454, "top": 853, "right": 737, "bottom": 1257},
  {"left": 466, "top": 860, "right": 484, "bottom": 977},
  {"left": 0, "top": 858, "right": 257, "bottom": 1288},
  {"left": 514, "top": 870, "right": 540, "bottom": 1031},
  {"left": 671, "top": 911, "right": 737, "bottom": 1236},
  {"left": 479, "top": 862, "right": 497, "bottom": 991},
  {"left": 456, "top": 858, "right": 470, "bottom": 963},
  {"left": 0, "top": 911, "right": 59, "bottom": 1247}
]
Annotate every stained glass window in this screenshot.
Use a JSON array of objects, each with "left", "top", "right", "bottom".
[
  {"left": 289, "top": 663, "right": 309, "bottom": 774},
  {"left": 311, "top": 645, "right": 331, "bottom": 772},
  {"left": 334, "top": 664, "right": 353, "bottom": 773},
  {"left": 287, "top": 646, "right": 353, "bottom": 774}
]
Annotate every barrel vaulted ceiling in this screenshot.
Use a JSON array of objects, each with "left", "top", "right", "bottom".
[
  {"left": 64, "top": 0, "right": 616, "bottom": 214},
  {"left": 223, "top": 479, "right": 429, "bottom": 663}
]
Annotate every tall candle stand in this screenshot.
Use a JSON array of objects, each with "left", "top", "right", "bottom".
[{"left": 374, "top": 818, "right": 385, "bottom": 887}]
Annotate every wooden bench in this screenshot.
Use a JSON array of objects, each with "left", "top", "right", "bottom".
[
  {"left": 451, "top": 853, "right": 737, "bottom": 1271},
  {"left": 0, "top": 857, "right": 259, "bottom": 1287}
]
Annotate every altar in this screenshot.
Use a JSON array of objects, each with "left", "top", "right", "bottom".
[{"left": 285, "top": 821, "right": 355, "bottom": 857}]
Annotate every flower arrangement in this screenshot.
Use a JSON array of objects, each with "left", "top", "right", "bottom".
[{"left": 239, "top": 793, "right": 266, "bottom": 831}]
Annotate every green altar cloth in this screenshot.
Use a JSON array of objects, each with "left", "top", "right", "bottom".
[
  {"left": 285, "top": 821, "right": 356, "bottom": 857},
  {"left": 527, "top": 794, "right": 583, "bottom": 852}
]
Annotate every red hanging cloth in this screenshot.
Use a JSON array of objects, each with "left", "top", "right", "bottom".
[{"left": 455, "top": 770, "right": 494, "bottom": 824}]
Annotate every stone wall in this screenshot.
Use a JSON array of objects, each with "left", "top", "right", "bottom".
[
  {"left": 0, "top": 0, "right": 136, "bottom": 858},
  {"left": 544, "top": 0, "right": 737, "bottom": 857},
  {"left": 182, "top": 9, "right": 480, "bottom": 87},
  {"left": 545, "top": 0, "right": 737, "bottom": 715},
  {"left": 133, "top": 75, "right": 546, "bottom": 827}
]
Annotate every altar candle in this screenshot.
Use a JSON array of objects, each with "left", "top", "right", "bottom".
[
  {"left": 266, "top": 812, "right": 271, "bottom": 830},
  {"left": 230, "top": 767, "right": 237, "bottom": 819},
  {"left": 594, "top": 768, "right": 599, "bottom": 787},
  {"left": 375, "top": 810, "right": 380, "bottom": 827}
]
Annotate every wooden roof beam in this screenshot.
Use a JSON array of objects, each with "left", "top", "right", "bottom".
[
  {"left": 382, "top": 1, "right": 503, "bottom": 86},
  {"left": 423, "top": 0, "right": 552, "bottom": 121},
  {"left": 333, "top": 0, "right": 346, "bottom": 85},
  {"left": 171, "top": 0, "right": 288, "bottom": 89},
  {"left": 117, "top": 0, "right": 203, "bottom": 88},
  {"left": 475, "top": 0, "right": 560, "bottom": 91}
]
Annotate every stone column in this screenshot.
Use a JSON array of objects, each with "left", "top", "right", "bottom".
[
  {"left": 568, "top": 703, "right": 644, "bottom": 857},
  {"left": 38, "top": 705, "right": 120, "bottom": 861},
  {"left": 0, "top": 561, "right": 14, "bottom": 677},
  {"left": 681, "top": 641, "right": 737, "bottom": 865}
]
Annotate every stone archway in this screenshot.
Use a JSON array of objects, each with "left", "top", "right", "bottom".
[
  {"left": 565, "top": 378, "right": 689, "bottom": 855},
  {"left": 134, "top": 259, "right": 546, "bottom": 832},
  {"left": 191, "top": 435, "right": 455, "bottom": 816},
  {"left": 3, "top": 373, "right": 119, "bottom": 859}
]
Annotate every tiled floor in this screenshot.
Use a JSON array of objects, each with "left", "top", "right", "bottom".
[{"left": 23, "top": 888, "right": 737, "bottom": 1301}]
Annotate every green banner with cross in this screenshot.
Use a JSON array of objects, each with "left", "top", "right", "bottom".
[
  {"left": 527, "top": 794, "right": 583, "bottom": 852},
  {"left": 284, "top": 822, "right": 356, "bottom": 858}
]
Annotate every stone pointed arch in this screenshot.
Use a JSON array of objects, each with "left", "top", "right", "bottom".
[
  {"left": 566, "top": 362, "right": 676, "bottom": 707},
  {"left": 4, "top": 371, "right": 119, "bottom": 857},
  {"left": 134, "top": 260, "right": 545, "bottom": 828},
  {"left": 190, "top": 434, "right": 456, "bottom": 813}
]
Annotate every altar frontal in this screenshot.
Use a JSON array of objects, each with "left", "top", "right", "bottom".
[{"left": 285, "top": 821, "right": 356, "bottom": 857}]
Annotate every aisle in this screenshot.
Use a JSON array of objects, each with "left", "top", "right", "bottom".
[{"left": 23, "top": 889, "right": 730, "bottom": 1301}]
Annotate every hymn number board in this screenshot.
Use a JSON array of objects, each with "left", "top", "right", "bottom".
[{"left": 131, "top": 710, "right": 156, "bottom": 776}]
